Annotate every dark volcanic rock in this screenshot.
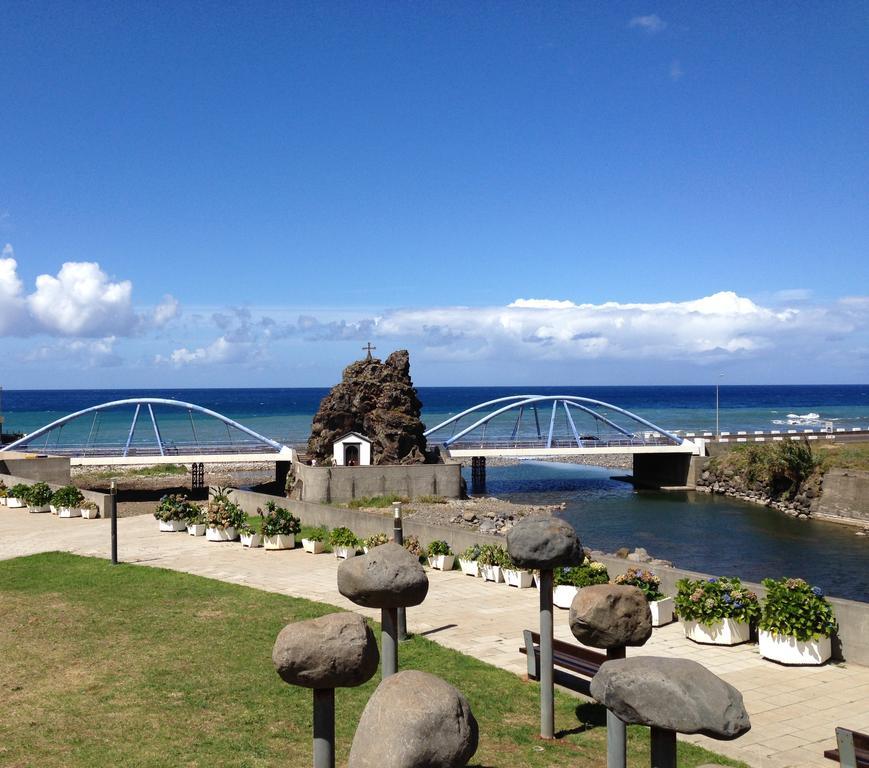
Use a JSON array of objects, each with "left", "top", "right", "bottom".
[
  {"left": 338, "top": 542, "right": 429, "bottom": 608},
  {"left": 307, "top": 349, "right": 431, "bottom": 464},
  {"left": 569, "top": 585, "right": 652, "bottom": 648},
  {"left": 506, "top": 516, "right": 582, "bottom": 569},
  {"left": 272, "top": 612, "right": 379, "bottom": 689},
  {"left": 590, "top": 657, "right": 751, "bottom": 739},
  {"left": 348, "top": 670, "right": 479, "bottom": 768}
]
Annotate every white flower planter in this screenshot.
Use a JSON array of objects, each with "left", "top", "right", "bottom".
[
  {"left": 459, "top": 559, "right": 479, "bottom": 577},
  {"left": 187, "top": 523, "right": 206, "bottom": 536},
  {"left": 206, "top": 526, "right": 238, "bottom": 542},
  {"left": 28, "top": 504, "right": 51, "bottom": 514},
  {"left": 302, "top": 538, "right": 325, "bottom": 554},
  {"left": 650, "top": 597, "right": 675, "bottom": 627},
  {"left": 480, "top": 564, "right": 503, "bottom": 583},
  {"left": 158, "top": 518, "right": 187, "bottom": 532},
  {"left": 241, "top": 532, "right": 263, "bottom": 548},
  {"left": 503, "top": 568, "right": 533, "bottom": 589},
  {"left": 0, "top": 497, "right": 6, "bottom": 506},
  {"left": 58, "top": 506, "right": 82, "bottom": 518},
  {"left": 50, "top": 504, "right": 59, "bottom": 515},
  {"left": 553, "top": 585, "right": 579, "bottom": 609},
  {"left": 7, "top": 497, "right": 25, "bottom": 509},
  {"left": 334, "top": 545, "right": 357, "bottom": 559},
  {"left": 264, "top": 533, "right": 295, "bottom": 550},
  {"left": 428, "top": 554, "right": 455, "bottom": 571},
  {"left": 758, "top": 630, "right": 832, "bottom": 665},
  {"left": 682, "top": 618, "right": 751, "bottom": 646},
  {"left": 81, "top": 507, "right": 99, "bottom": 519}
]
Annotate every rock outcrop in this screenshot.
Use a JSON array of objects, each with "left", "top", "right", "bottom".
[{"left": 307, "top": 350, "right": 431, "bottom": 465}]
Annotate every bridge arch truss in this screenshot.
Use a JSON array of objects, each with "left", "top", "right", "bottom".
[{"left": 0, "top": 398, "right": 290, "bottom": 458}]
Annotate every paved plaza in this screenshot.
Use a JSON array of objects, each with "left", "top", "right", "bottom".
[{"left": 1, "top": 508, "right": 867, "bottom": 768}]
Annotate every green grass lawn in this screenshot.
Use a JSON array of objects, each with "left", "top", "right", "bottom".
[{"left": 0, "top": 553, "right": 746, "bottom": 768}]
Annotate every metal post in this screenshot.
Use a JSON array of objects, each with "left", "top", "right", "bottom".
[
  {"left": 110, "top": 480, "right": 118, "bottom": 565},
  {"left": 650, "top": 727, "right": 677, "bottom": 768},
  {"left": 606, "top": 646, "right": 626, "bottom": 768},
  {"left": 381, "top": 607, "right": 398, "bottom": 678},
  {"left": 539, "top": 568, "right": 554, "bottom": 739},
  {"left": 392, "top": 502, "right": 408, "bottom": 641},
  {"left": 312, "top": 688, "right": 335, "bottom": 768}
]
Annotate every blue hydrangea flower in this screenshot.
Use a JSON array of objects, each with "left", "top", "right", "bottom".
[
  {"left": 723, "top": 594, "right": 732, "bottom": 603},
  {"left": 707, "top": 577, "right": 718, "bottom": 583},
  {"left": 734, "top": 601, "right": 743, "bottom": 609},
  {"left": 812, "top": 586, "right": 824, "bottom": 597}
]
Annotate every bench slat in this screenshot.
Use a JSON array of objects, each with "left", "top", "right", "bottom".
[
  {"left": 520, "top": 629, "right": 607, "bottom": 696},
  {"left": 823, "top": 727, "right": 869, "bottom": 768}
]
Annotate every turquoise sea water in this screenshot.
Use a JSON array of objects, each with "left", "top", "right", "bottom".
[{"left": 2, "top": 385, "right": 867, "bottom": 601}]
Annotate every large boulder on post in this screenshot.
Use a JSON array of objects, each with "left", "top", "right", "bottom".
[
  {"left": 590, "top": 657, "right": 751, "bottom": 739},
  {"left": 272, "top": 612, "right": 379, "bottom": 689},
  {"left": 569, "top": 584, "right": 652, "bottom": 648},
  {"left": 506, "top": 516, "right": 582, "bottom": 569},
  {"left": 348, "top": 670, "right": 478, "bottom": 768},
  {"left": 338, "top": 542, "right": 429, "bottom": 609}
]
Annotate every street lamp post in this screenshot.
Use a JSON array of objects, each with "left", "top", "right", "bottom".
[{"left": 716, "top": 373, "right": 724, "bottom": 439}]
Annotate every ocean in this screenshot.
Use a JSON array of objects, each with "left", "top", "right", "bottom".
[{"left": 2, "top": 385, "right": 868, "bottom": 601}]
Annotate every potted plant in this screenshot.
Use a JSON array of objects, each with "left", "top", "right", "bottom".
[
  {"left": 362, "top": 532, "right": 389, "bottom": 553},
  {"left": 477, "top": 544, "right": 509, "bottom": 583},
  {"left": 7, "top": 483, "right": 30, "bottom": 509},
  {"left": 675, "top": 576, "right": 760, "bottom": 646},
  {"left": 239, "top": 521, "right": 263, "bottom": 548},
  {"left": 302, "top": 526, "right": 328, "bottom": 554},
  {"left": 259, "top": 501, "right": 300, "bottom": 550},
  {"left": 186, "top": 506, "right": 206, "bottom": 536},
  {"left": 502, "top": 551, "right": 533, "bottom": 589},
  {"left": 329, "top": 526, "right": 359, "bottom": 559},
  {"left": 614, "top": 568, "right": 673, "bottom": 626},
  {"left": 154, "top": 493, "right": 195, "bottom": 532},
  {"left": 81, "top": 500, "right": 99, "bottom": 519},
  {"left": 203, "top": 488, "right": 245, "bottom": 541},
  {"left": 458, "top": 544, "right": 481, "bottom": 577},
  {"left": 426, "top": 540, "right": 455, "bottom": 571},
  {"left": 758, "top": 577, "right": 837, "bottom": 665},
  {"left": 51, "top": 485, "right": 85, "bottom": 518},
  {"left": 553, "top": 557, "right": 610, "bottom": 608},
  {"left": 25, "top": 482, "right": 53, "bottom": 513},
  {"left": 403, "top": 535, "right": 423, "bottom": 562},
  {"left": 0, "top": 480, "right": 7, "bottom": 506}
]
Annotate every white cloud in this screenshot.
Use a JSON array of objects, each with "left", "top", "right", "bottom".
[
  {"left": 669, "top": 59, "right": 684, "bottom": 81},
  {"left": 509, "top": 298, "right": 578, "bottom": 309},
  {"left": 156, "top": 336, "right": 255, "bottom": 367},
  {"left": 21, "top": 337, "right": 122, "bottom": 368},
  {"left": 27, "top": 261, "right": 136, "bottom": 336},
  {"left": 774, "top": 288, "right": 812, "bottom": 302},
  {"left": 629, "top": 14, "right": 667, "bottom": 33},
  {"left": 0, "top": 244, "right": 28, "bottom": 334},
  {"left": 153, "top": 294, "right": 180, "bottom": 326}
]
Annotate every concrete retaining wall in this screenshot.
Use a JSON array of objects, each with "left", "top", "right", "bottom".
[
  {"left": 816, "top": 469, "right": 869, "bottom": 523},
  {"left": 0, "top": 453, "right": 71, "bottom": 485},
  {"left": 632, "top": 453, "right": 701, "bottom": 488},
  {"left": 0, "top": 472, "right": 113, "bottom": 517},
  {"left": 293, "top": 460, "right": 463, "bottom": 504}
]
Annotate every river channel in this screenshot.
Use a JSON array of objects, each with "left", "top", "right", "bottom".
[{"left": 465, "top": 460, "right": 869, "bottom": 603}]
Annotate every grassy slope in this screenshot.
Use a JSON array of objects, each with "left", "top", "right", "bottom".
[
  {"left": 816, "top": 441, "right": 869, "bottom": 472},
  {"left": 0, "top": 553, "right": 745, "bottom": 768}
]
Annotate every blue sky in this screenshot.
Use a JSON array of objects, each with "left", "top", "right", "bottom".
[{"left": 2, "top": 1, "right": 867, "bottom": 387}]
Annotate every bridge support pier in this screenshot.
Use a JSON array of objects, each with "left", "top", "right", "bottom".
[
  {"left": 471, "top": 456, "right": 486, "bottom": 491},
  {"left": 631, "top": 454, "right": 700, "bottom": 489}
]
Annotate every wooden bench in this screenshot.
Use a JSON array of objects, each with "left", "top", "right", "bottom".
[
  {"left": 824, "top": 728, "right": 869, "bottom": 768},
  {"left": 520, "top": 630, "right": 608, "bottom": 696}
]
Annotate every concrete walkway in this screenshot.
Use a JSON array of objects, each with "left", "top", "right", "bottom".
[{"left": 2, "top": 509, "right": 868, "bottom": 768}]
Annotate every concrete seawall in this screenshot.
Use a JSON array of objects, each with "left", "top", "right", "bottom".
[{"left": 816, "top": 469, "right": 869, "bottom": 523}]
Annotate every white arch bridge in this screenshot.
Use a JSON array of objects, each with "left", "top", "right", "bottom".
[{"left": 0, "top": 398, "right": 294, "bottom": 466}]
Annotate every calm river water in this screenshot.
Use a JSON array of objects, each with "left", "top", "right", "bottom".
[{"left": 467, "top": 460, "right": 869, "bottom": 603}]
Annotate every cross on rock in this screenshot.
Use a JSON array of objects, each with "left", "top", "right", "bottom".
[{"left": 363, "top": 342, "right": 376, "bottom": 360}]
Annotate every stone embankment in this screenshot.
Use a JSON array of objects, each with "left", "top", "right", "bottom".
[{"left": 695, "top": 466, "right": 822, "bottom": 518}]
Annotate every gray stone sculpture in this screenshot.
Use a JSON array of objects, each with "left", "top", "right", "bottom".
[
  {"left": 569, "top": 584, "right": 653, "bottom": 649},
  {"left": 506, "top": 515, "right": 583, "bottom": 569},
  {"left": 348, "top": 670, "right": 479, "bottom": 768},
  {"left": 591, "top": 657, "right": 751, "bottom": 768},
  {"left": 338, "top": 542, "right": 429, "bottom": 678},
  {"left": 506, "top": 515, "right": 582, "bottom": 740},
  {"left": 272, "top": 613, "right": 379, "bottom": 768}
]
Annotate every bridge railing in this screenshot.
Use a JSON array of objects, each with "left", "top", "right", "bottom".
[
  {"left": 446, "top": 436, "right": 675, "bottom": 450},
  {"left": 16, "top": 441, "right": 288, "bottom": 457}
]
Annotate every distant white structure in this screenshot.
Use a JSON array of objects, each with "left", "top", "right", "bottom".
[{"left": 332, "top": 432, "right": 372, "bottom": 466}]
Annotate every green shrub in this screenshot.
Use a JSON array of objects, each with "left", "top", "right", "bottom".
[
  {"left": 477, "top": 544, "right": 510, "bottom": 568},
  {"left": 614, "top": 568, "right": 664, "bottom": 601},
  {"left": 553, "top": 557, "right": 609, "bottom": 587},
  {"left": 362, "top": 532, "right": 390, "bottom": 550},
  {"left": 675, "top": 576, "right": 760, "bottom": 625},
  {"left": 305, "top": 526, "right": 328, "bottom": 543},
  {"left": 328, "top": 526, "right": 359, "bottom": 548},
  {"left": 50, "top": 485, "right": 85, "bottom": 509},
  {"left": 154, "top": 493, "right": 197, "bottom": 522},
  {"left": 258, "top": 501, "right": 301, "bottom": 537},
  {"left": 459, "top": 544, "right": 481, "bottom": 561},
  {"left": 426, "top": 540, "right": 452, "bottom": 557},
  {"left": 403, "top": 534, "right": 423, "bottom": 558},
  {"left": 347, "top": 494, "right": 408, "bottom": 509},
  {"left": 25, "top": 482, "right": 53, "bottom": 507},
  {"left": 759, "top": 577, "right": 837, "bottom": 641},
  {"left": 9, "top": 483, "right": 31, "bottom": 501}
]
